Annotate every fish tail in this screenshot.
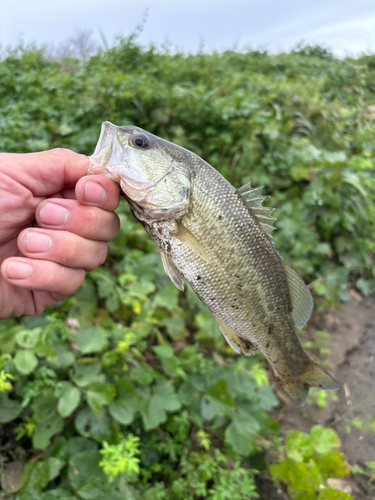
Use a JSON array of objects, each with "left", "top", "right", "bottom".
[{"left": 276, "top": 359, "right": 339, "bottom": 406}]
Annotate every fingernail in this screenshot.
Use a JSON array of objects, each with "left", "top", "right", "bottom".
[
  {"left": 24, "top": 232, "right": 52, "bottom": 253},
  {"left": 84, "top": 181, "right": 106, "bottom": 204},
  {"left": 39, "top": 203, "right": 69, "bottom": 226},
  {"left": 5, "top": 261, "right": 33, "bottom": 280}
]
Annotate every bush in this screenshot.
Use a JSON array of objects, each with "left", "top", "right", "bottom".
[{"left": 1, "top": 38, "right": 373, "bottom": 498}]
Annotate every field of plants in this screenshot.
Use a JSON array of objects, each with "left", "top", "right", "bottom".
[{"left": 0, "top": 36, "right": 375, "bottom": 499}]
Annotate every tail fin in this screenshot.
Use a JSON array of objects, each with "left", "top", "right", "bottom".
[{"left": 276, "top": 359, "right": 339, "bottom": 406}]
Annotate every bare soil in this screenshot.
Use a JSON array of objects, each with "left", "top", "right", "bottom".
[{"left": 276, "top": 294, "right": 375, "bottom": 499}]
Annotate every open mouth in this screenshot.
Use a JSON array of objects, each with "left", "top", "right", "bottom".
[{"left": 89, "top": 121, "right": 171, "bottom": 191}]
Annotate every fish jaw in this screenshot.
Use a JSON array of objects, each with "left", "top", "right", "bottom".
[{"left": 88, "top": 121, "right": 192, "bottom": 220}]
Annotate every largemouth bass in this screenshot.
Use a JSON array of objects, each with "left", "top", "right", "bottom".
[{"left": 89, "top": 121, "right": 339, "bottom": 406}]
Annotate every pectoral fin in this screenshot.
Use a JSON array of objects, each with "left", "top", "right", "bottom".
[
  {"left": 215, "top": 318, "right": 258, "bottom": 356},
  {"left": 160, "top": 251, "right": 185, "bottom": 291},
  {"left": 172, "top": 223, "right": 209, "bottom": 262}
]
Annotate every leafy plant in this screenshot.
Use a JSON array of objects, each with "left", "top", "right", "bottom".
[
  {"left": 1, "top": 37, "right": 374, "bottom": 498},
  {"left": 270, "top": 425, "right": 352, "bottom": 499}
]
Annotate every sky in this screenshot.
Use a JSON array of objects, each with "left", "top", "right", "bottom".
[{"left": 1, "top": 0, "right": 375, "bottom": 56}]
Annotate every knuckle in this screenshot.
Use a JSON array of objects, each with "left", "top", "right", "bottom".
[
  {"left": 49, "top": 264, "right": 85, "bottom": 295},
  {"left": 85, "top": 207, "right": 100, "bottom": 234},
  {"left": 49, "top": 147, "right": 74, "bottom": 157},
  {"left": 66, "top": 235, "right": 81, "bottom": 264},
  {"left": 110, "top": 213, "right": 121, "bottom": 238},
  {"left": 84, "top": 242, "right": 107, "bottom": 272},
  {"left": 98, "top": 242, "right": 108, "bottom": 266}
]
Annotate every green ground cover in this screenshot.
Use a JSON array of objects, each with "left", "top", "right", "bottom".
[{"left": 1, "top": 37, "right": 374, "bottom": 498}]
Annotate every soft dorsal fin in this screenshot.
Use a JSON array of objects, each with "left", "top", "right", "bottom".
[
  {"left": 160, "top": 251, "right": 185, "bottom": 291},
  {"left": 237, "top": 181, "right": 276, "bottom": 237},
  {"left": 281, "top": 258, "right": 314, "bottom": 329}
]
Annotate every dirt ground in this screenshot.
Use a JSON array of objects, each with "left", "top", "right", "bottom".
[{"left": 276, "top": 294, "right": 375, "bottom": 499}]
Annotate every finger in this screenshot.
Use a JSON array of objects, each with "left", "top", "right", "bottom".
[
  {"left": 18, "top": 228, "right": 108, "bottom": 271},
  {"left": 75, "top": 175, "right": 120, "bottom": 211},
  {"left": 1, "top": 257, "right": 86, "bottom": 296},
  {"left": 36, "top": 199, "right": 120, "bottom": 241},
  {"left": 0, "top": 149, "right": 89, "bottom": 196}
]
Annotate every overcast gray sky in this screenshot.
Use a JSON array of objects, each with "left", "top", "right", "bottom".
[{"left": 1, "top": 0, "right": 375, "bottom": 55}]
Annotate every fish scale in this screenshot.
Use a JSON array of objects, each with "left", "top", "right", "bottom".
[{"left": 89, "top": 121, "right": 339, "bottom": 406}]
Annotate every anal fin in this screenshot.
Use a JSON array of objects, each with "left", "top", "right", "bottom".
[
  {"left": 160, "top": 251, "right": 185, "bottom": 291},
  {"left": 215, "top": 318, "right": 257, "bottom": 356}
]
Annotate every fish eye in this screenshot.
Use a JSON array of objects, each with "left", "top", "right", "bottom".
[{"left": 130, "top": 134, "right": 149, "bottom": 148}]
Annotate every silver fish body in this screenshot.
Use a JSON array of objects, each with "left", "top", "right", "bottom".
[{"left": 89, "top": 122, "right": 339, "bottom": 405}]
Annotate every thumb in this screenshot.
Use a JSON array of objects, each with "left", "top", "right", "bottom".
[{"left": 2, "top": 148, "right": 89, "bottom": 196}]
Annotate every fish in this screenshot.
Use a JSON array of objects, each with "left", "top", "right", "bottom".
[{"left": 88, "top": 121, "right": 339, "bottom": 406}]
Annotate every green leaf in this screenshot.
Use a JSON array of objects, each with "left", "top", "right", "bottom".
[
  {"left": 141, "top": 381, "right": 181, "bottom": 430},
  {"left": 270, "top": 460, "right": 322, "bottom": 492},
  {"left": 317, "top": 489, "right": 353, "bottom": 500},
  {"left": 152, "top": 285, "right": 180, "bottom": 310},
  {"left": 287, "top": 430, "right": 315, "bottom": 462},
  {"left": 200, "top": 396, "right": 227, "bottom": 420},
  {"left": 16, "top": 328, "right": 42, "bottom": 349},
  {"left": 87, "top": 382, "right": 116, "bottom": 412},
  {"left": 127, "top": 280, "right": 155, "bottom": 299},
  {"left": 75, "top": 408, "right": 112, "bottom": 442},
  {"left": 14, "top": 350, "right": 38, "bottom": 375},
  {"left": 32, "top": 396, "right": 58, "bottom": 423},
  {"left": 70, "top": 362, "right": 102, "bottom": 388},
  {"left": 141, "top": 398, "right": 167, "bottom": 430},
  {"left": 68, "top": 450, "right": 110, "bottom": 498},
  {"left": 67, "top": 437, "right": 98, "bottom": 457},
  {"left": 310, "top": 425, "right": 340, "bottom": 454},
  {"left": 0, "top": 395, "right": 22, "bottom": 423},
  {"left": 152, "top": 380, "right": 181, "bottom": 412},
  {"left": 18, "top": 458, "right": 64, "bottom": 499},
  {"left": 109, "top": 381, "right": 141, "bottom": 425},
  {"left": 160, "top": 316, "right": 185, "bottom": 336},
  {"left": 68, "top": 450, "right": 124, "bottom": 499},
  {"left": 76, "top": 327, "right": 109, "bottom": 354},
  {"left": 153, "top": 345, "right": 174, "bottom": 358},
  {"left": 313, "top": 450, "right": 350, "bottom": 478},
  {"left": 33, "top": 415, "right": 64, "bottom": 449},
  {"left": 56, "top": 381, "right": 81, "bottom": 418},
  {"left": 130, "top": 363, "right": 157, "bottom": 385},
  {"left": 40, "top": 489, "right": 77, "bottom": 500},
  {"left": 225, "top": 414, "right": 258, "bottom": 455},
  {"left": 48, "top": 345, "right": 75, "bottom": 369},
  {"left": 207, "top": 379, "right": 234, "bottom": 408}
]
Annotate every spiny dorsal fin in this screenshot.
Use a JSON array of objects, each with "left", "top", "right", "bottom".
[
  {"left": 280, "top": 257, "right": 314, "bottom": 329},
  {"left": 237, "top": 181, "right": 276, "bottom": 238}
]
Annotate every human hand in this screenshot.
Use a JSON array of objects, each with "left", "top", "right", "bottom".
[{"left": 0, "top": 148, "right": 120, "bottom": 319}]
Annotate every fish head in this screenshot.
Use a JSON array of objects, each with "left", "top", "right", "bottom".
[{"left": 88, "top": 122, "right": 191, "bottom": 219}]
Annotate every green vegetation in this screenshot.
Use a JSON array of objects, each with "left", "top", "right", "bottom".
[
  {"left": 1, "top": 37, "right": 375, "bottom": 498},
  {"left": 270, "top": 425, "right": 351, "bottom": 499}
]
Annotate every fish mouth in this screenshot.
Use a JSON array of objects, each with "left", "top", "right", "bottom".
[{"left": 88, "top": 121, "right": 169, "bottom": 191}]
